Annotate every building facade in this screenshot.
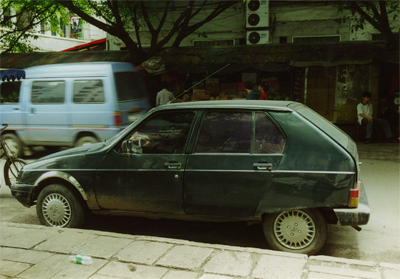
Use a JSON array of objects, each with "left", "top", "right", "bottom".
[
  {"left": 0, "top": 12, "right": 106, "bottom": 52},
  {"left": 107, "top": 1, "right": 398, "bottom": 126}
]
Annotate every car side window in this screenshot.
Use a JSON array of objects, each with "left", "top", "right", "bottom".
[
  {"left": 254, "top": 112, "right": 285, "bottom": 154},
  {"left": 73, "top": 80, "right": 105, "bottom": 103},
  {"left": 31, "top": 81, "right": 65, "bottom": 104},
  {"left": 195, "top": 111, "right": 252, "bottom": 153},
  {"left": 127, "top": 111, "right": 195, "bottom": 154}
]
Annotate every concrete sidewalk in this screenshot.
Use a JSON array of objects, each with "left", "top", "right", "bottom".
[{"left": 1, "top": 222, "right": 399, "bottom": 279}]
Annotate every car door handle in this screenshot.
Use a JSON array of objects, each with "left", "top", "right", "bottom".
[
  {"left": 164, "top": 162, "right": 182, "bottom": 169},
  {"left": 253, "top": 163, "right": 272, "bottom": 171}
]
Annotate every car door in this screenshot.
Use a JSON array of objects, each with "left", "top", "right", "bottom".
[
  {"left": 26, "top": 80, "right": 69, "bottom": 144},
  {"left": 95, "top": 110, "right": 195, "bottom": 214},
  {"left": 184, "top": 110, "right": 285, "bottom": 217}
]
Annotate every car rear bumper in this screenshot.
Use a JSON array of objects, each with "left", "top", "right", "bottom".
[
  {"left": 11, "top": 183, "right": 35, "bottom": 208},
  {"left": 334, "top": 181, "right": 370, "bottom": 226}
]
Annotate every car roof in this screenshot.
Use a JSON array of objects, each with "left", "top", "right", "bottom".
[{"left": 154, "top": 100, "right": 295, "bottom": 112}]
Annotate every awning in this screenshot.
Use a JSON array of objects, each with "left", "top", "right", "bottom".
[
  {"left": 60, "top": 38, "right": 106, "bottom": 52},
  {"left": 0, "top": 69, "right": 26, "bottom": 82},
  {"left": 159, "top": 41, "right": 399, "bottom": 73},
  {"left": 0, "top": 51, "right": 133, "bottom": 69}
]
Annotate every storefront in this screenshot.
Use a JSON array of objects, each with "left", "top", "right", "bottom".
[{"left": 155, "top": 42, "right": 398, "bottom": 124}]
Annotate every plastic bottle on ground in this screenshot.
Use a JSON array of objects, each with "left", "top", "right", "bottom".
[{"left": 69, "top": 255, "right": 93, "bottom": 265}]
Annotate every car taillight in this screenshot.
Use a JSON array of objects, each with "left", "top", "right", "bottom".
[
  {"left": 349, "top": 181, "right": 361, "bottom": 207},
  {"left": 114, "top": 111, "right": 122, "bottom": 127}
]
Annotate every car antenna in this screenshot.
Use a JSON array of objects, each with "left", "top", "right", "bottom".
[{"left": 168, "top": 63, "right": 231, "bottom": 104}]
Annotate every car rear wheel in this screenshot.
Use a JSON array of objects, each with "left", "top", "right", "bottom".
[
  {"left": 36, "top": 184, "right": 85, "bottom": 228},
  {"left": 263, "top": 209, "right": 327, "bottom": 255}
]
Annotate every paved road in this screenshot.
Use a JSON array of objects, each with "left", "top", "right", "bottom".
[{"left": 1, "top": 143, "right": 399, "bottom": 264}]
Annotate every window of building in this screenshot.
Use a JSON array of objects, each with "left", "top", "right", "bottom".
[
  {"left": 279, "top": 36, "right": 288, "bottom": 44},
  {"left": 193, "top": 40, "right": 235, "bottom": 47},
  {"left": 292, "top": 35, "right": 341, "bottom": 43},
  {"left": 371, "top": 33, "right": 397, "bottom": 41}
]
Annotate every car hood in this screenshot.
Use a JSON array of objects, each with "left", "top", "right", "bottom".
[{"left": 36, "top": 142, "right": 106, "bottom": 162}]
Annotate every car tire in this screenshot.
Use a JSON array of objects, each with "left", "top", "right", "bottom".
[
  {"left": 75, "top": 136, "right": 98, "bottom": 147},
  {"left": 36, "top": 184, "right": 86, "bottom": 228},
  {"left": 263, "top": 209, "right": 327, "bottom": 255},
  {"left": 1, "top": 133, "right": 23, "bottom": 158}
]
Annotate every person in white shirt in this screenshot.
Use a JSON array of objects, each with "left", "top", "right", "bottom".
[
  {"left": 357, "top": 91, "right": 394, "bottom": 144},
  {"left": 156, "top": 81, "right": 175, "bottom": 106}
]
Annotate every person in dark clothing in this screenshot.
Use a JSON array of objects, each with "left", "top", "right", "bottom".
[
  {"left": 245, "top": 81, "right": 256, "bottom": 100},
  {"left": 357, "top": 91, "right": 396, "bottom": 143}
]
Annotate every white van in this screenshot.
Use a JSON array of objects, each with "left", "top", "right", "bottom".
[{"left": 0, "top": 62, "right": 149, "bottom": 157}]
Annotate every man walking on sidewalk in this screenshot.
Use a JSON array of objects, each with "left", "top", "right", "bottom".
[{"left": 156, "top": 81, "right": 175, "bottom": 106}]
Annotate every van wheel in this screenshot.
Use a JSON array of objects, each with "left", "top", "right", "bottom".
[
  {"left": 1, "top": 134, "right": 23, "bottom": 157},
  {"left": 75, "top": 136, "right": 98, "bottom": 147},
  {"left": 263, "top": 209, "right": 327, "bottom": 255}
]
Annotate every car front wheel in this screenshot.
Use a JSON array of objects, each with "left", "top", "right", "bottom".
[
  {"left": 36, "top": 184, "right": 85, "bottom": 228},
  {"left": 263, "top": 209, "right": 327, "bottom": 255}
]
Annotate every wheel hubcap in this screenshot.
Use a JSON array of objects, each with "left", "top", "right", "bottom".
[
  {"left": 274, "top": 210, "right": 316, "bottom": 249},
  {"left": 42, "top": 193, "right": 71, "bottom": 227}
]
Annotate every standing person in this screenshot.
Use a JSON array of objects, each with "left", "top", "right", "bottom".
[
  {"left": 245, "top": 81, "right": 256, "bottom": 100},
  {"left": 156, "top": 81, "right": 175, "bottom": 106},
  {"left": 357, "top": 91, "right": 395, "bottom": 143},
  {"left": 258, "top": 81, "right": 268, "bottom": 100}
]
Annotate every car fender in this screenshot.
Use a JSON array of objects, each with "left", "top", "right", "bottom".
[{"left": 34, "top": 171, "right": 88, "bottom": 201}]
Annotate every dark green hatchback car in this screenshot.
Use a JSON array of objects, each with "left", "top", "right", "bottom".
[{"left": 11, "top": 100, "right": 369, "bottom": 255}]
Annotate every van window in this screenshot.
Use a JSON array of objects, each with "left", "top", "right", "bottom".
[
  {"left": 114, "top": 72, "right": 146, "bottom": 102},
  {"left": 73, "top": 80, "right": 105, "bottom": 103},
  {"left": 31, "top": 81, "right": 65, "bottom": 104},
  {"left": 0, "top": 81, "right": 21, "bottom": 104}
]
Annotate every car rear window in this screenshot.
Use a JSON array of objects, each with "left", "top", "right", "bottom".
[{"left": 114, "top": 71, "right": 147, "bottom": 102}]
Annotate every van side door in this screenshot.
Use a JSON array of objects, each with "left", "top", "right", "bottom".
[{"left": 26, "top": 80, "right": 69, "bottom": 145}]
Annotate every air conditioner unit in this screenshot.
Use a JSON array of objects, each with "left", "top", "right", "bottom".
[
  {"left": 246, "top": 0, "right": 269, "bottom": 28},
  {"left": 247, "top": 31, "right": 269, "bottom": 45}
]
